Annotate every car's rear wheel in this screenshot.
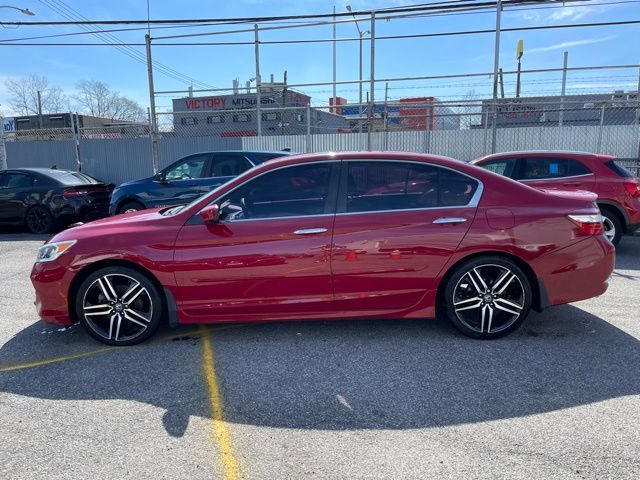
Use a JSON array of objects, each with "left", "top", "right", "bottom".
[
  {"left": 600, "top": 207, "right": 622, "bottom": 246},
  {"left": 117, "top": 201, "right": 145, "bottom": 215},
  {"left": 76, "top": 266, "right": 163, "bottom": 346},
  {"left": 25, "top": 205, "right": 54, "bottom": 234},
  {"left": 443, "top": 257, "right": 532, "bottom": 339}
]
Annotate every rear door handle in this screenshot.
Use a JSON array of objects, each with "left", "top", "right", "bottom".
[
  {"left": 562, "top": 182, "right": 581, "bottom": 187},
  {"left": 432, "top": 217, "right": 467, "bottom": 224},
  {"left": 293, "top": 228, "right": 328, "bottom": 235}
]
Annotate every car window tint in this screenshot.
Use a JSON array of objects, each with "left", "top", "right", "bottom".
[
  {"left": 479, "top": 159, "right": 516, "bottom": 178},
  {"left": 211, "top": 155, "right": 252, "bottom": 177},
  {"left": 346, "top": 162, "right": 477, "bottom": 213},
  {"left": 165, "top": 155, "right": 207, "bottom": 180},
  {"left": 219, "top": 163, "right": 332, "bottom": 220},
  {"left": 522, "top": 157, "right": 591, "bottom": 180},
  {"left": 4, "top": 173, "right": 34, "bottom": 188},
  {"left": 51, "top": 171, "right": 96, "bottom": 185}
]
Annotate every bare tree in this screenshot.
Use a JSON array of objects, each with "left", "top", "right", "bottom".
[
  {"left": 4, "top": 74, "right": 68, "bottom": 115},
  {"left": 74, "top": 79, "right": 145, "bottom": 122}
]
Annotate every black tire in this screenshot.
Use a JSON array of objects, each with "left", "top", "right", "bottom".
[
  {"left": 117, "top": 201, "right": 145, "bottom": 215},
  {"left": 75, "top": 266, "right": 163, "bottom": 346},
  {"left": 25, "top": 205, "right": 54, "bottom": 234},
  {"left": 599, "top": 207, "right": 623, "bottom": 246},
  {"left": 443, "top": 256, "right": 532, "bottom": 339}
]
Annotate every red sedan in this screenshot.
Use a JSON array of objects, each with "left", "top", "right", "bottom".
[{"left": 31, "top": 152, "right": 614, "bottom": 345}]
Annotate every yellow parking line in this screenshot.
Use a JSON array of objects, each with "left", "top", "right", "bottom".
[
  {"left": 199, "top": 325, "right": 242, "bottom": 480},
  {"left": 0, "top": 346, "right": 117, "bottom": 372},
  {"left": 0, "top": 324, "right": 248, "bottom": 373}
]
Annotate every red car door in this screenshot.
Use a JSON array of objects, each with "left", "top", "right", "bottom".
[
  {"left": 331, "top": 160, "right": 480, "bottom": 311},
  {"left": 172, "top": 161, "right": 339, "bottom": 322},
  {"left": 518, "top": 156, "right": 595, "bottom": 191}
]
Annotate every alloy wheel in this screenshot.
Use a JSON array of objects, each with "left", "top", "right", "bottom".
[
  {"left": 602, "top": 216, "right": 616, "bottom": 243},
  {"left": 81, "top": 273, "right": 153, "bottom": 342},
  {"left": 452, "top": 264, "right": 526, "bottom": 335},
  {"left": 26, "top": 207, "right": 51, "bottom": 234}
]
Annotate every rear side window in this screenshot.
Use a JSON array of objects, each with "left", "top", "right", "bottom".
[
  {"left": 1, "top": 173, "right": 34, "bottom": 188},
  {"left": 478, "top": 159, "right": 516, "bottom": 178},
  {"left": 210, "top": 154, "right": 252, "bottom": 177},
  {"left": 345, "top": 161, "right": 478, "bottom": 213},
  {"left": 605, "top": 160, "right": 635, "bottom": 178},
  {"left": 521, "top": 157, "right": 591, "bottom": 180}
]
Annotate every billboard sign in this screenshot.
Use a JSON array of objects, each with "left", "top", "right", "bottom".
[{"left": 3, "top": 117, "right": 15, "bottom": 133}]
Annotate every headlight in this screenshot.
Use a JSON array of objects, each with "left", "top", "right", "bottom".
[{"left": 36, "top": 240, "right": 77, "bottom": 263}]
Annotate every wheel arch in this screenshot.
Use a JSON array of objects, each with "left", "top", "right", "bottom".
[
  {"left": 435, "top": 250, "right": 547, "bottom": 316},
  {"left": 597, "top": 201, "right": 627, "bottom": 233},
  {"left": 114, "top": 196, "right": 146, "bottom": 214},
  {"left": 67, "top": 258, "right": 177, "bottom": 326}
]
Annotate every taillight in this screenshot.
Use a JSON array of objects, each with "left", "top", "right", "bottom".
[
  {"left": 62, "top": 188, "right": 87, "bottom": 198},
  {"left": 568, "top": 213, "right": 604, "bottom": 236},
  {"left": 623, "top": 180, "right": 640, "bottom": 198}
]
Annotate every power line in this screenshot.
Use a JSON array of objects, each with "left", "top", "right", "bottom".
[
  {"left": 0, "top": 1, "right": 588, "bottom": 26},
  {"left": 35, "top": 0, "right": 214, "bottom": 89},
  {"left": 2, "top": 18, "right": 637, "bottom": 47}
]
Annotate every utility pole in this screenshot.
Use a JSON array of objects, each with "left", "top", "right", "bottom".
[
  {"left": 499, "top": 68, "right": 505, "bottom": 99},
  {"left": 37, "top": 90, "right": 43, "bottom": 129},
  {"left": 367, "top": 11, "right": 376, "bottom": 151},
  {"left": 332, "top": 5, "right": 337, "bottom": 107},
  {"left": 559, "top": 51, "right": 568, "bottom": 126},
  {"left": 490, "top": 0, "right": 502, "bottom": 153},
  {"left": 145, "top": 33, "right": 159, "bottom": 174},
  {"left": 254, "top": 24, "right": 262, "bottom": 137},
  {"left": 0, "top": 115, "right": 7, "bottom": 170},
  {"left": 516, "top": 39, "right": 523, "bottom": 97}
]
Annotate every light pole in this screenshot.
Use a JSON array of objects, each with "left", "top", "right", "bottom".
[
  {"left": 0, "top": 5, "right": 35, "bottom": 15},
  {"left": 516, "top": 39, "right": 523, "bottom": 98},
  {"left": 346, "top": 5, "right": 369, "bottom": 135}
]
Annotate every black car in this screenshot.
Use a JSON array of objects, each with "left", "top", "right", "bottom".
[
  {"left": 0, "top": 168, "right": 112, "bottom": 234},
  {"left": 109, "top": 150, "right": 291, "bottom": 215}
]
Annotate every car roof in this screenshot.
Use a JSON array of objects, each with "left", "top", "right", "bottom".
[
  {"left": 181, "top": 150, "right": 293, "bottom": 157},
  {"left": 0, "top": 167, "right": 75, "bottom": 175},
  {"left": 474, "top": 150, "right": 607, "bottom": 163},
  {"left": 259, "top": 151, "right": 462, "bottom": 169}
]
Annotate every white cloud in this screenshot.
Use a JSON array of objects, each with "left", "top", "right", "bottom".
[
  {"left": 527, "top": 35, "right": 617, "bottom": 54},
  {"left": 515, "top": 4, "right": 601, "bottom": 24}
]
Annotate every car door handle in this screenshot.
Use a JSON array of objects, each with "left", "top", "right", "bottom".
[
  {"left": 432, "top": 217, "right": 467, "bottom": 224},
  {"left": 293, "top": 228, "right": 328, "bottom": 235},
  {"left": 562, "top": 182, "right": 581, "bottom": 187}
]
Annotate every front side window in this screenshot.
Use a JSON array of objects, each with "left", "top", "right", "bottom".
[
  {"left": 521, "top": 157, "right": 591, "bottom": 180},
  {"left": 210, "top": 155, "right": 252, "bottom": 177},
  {"left": 345, "top": 161, "right": 478, "bottom": 213},
  {"left": 218, "top": 163, "right": 333, "bottom": 220},
  {"left": 479, "top": 159, "right": 516, "bottom": 178},
  {"left": 164, "top": 155, "right": 207, "bottom": 181}
]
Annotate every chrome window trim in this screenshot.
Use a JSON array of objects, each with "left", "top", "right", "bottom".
[
  {"left": 195, "top": 157, "right": 483, "bottom": 223},
  {"left": 520, "top": 173, "right": 594, "bottom": 182},
  {"left": 341, "top": 158, "right": 485, "bottom": 212}
]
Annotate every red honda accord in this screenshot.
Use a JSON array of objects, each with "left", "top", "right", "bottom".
[{"left": 31, "top": 152, "right": 614, "bottom": 345}]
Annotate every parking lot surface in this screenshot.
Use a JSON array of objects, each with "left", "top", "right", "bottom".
[{"left": 1, "top": 232, "right": 639, "bottom": 479}]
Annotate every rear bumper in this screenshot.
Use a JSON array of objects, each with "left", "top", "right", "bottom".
[
  {"left": 54, "top": 203, "right": 109, "bottom": 226},
  {"left": 531, "top": 235, "right": 614, "bottom": 307},
  {"left": 31, "top": 260, "right": 75, "bottom": 326}
]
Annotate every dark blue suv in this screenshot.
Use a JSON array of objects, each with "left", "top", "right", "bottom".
[{"left": 109, "top": 150, "right": 290, "bottom": 215}]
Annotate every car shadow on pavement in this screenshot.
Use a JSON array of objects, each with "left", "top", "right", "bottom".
[{"left": 1, "top": 304, "right": 639, "bottom": 435}]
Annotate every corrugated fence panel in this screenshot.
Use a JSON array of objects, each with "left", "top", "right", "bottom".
[
  {"left": 6, "top": 140, "right": 77, "bottom": 171},
  {"left": 80, "top": 138, "right": 153, "bottom": 184}
]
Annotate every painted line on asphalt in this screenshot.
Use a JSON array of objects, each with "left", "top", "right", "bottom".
[
  {"left": 199, "top": 325, "right": 242, "bottom": 480},
  {"left": 0, "top": 324, "right": 247, "bottom": 373}
]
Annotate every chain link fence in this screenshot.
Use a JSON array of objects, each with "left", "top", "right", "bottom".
[{"left": 3, "top": 98, "right": 640, "bottom": 184}]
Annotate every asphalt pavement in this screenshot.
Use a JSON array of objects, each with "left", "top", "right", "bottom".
[{"left": 0, "top": 232, "right": 639, "bottom": 479}]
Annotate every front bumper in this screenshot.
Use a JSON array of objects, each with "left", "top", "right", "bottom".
[{"left": 31, "top": 260, "right": 76, "bottom": 326}]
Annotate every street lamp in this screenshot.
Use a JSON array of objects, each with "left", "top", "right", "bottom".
[
  {"left": 0, "top": 5, "right": 35, "bottom": 15},
  {"left": 516, "top": 39, "right": 524, "bottom": 98},
  {"left": 346, "top": 5, "right": 370, "bottom": 134}
]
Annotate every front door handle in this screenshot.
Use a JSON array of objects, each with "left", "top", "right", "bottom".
[
  {"left": 562, "top": 182, "right": 581, "bottom": 187},
  {"left": 432, "top": 217, "right": 467, "bottom": 224},
  {"left": 293, "top": 228, "right": 328, "bottom": 235}
]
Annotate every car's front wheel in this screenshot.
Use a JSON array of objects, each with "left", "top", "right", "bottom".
[
  {"left": 76, "top": 266, "right": 163, "bottom": 346},
  {"left": 443, "top": 257, "right": 532, "bottom": 339},
  {"left": 117, "top": 201, "right": 145, "bottom": 215}
]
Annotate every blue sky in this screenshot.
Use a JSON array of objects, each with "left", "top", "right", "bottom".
[{"left": 0, "top": 0, "right": 638, "bottom": 115}]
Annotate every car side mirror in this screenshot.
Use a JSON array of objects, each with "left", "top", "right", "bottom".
[
  {"left": 199, "top": 204, "right": 220, "bottom": 224},
  {"left": 154, "top": 172, "right": 167, "bottom": 182}
]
